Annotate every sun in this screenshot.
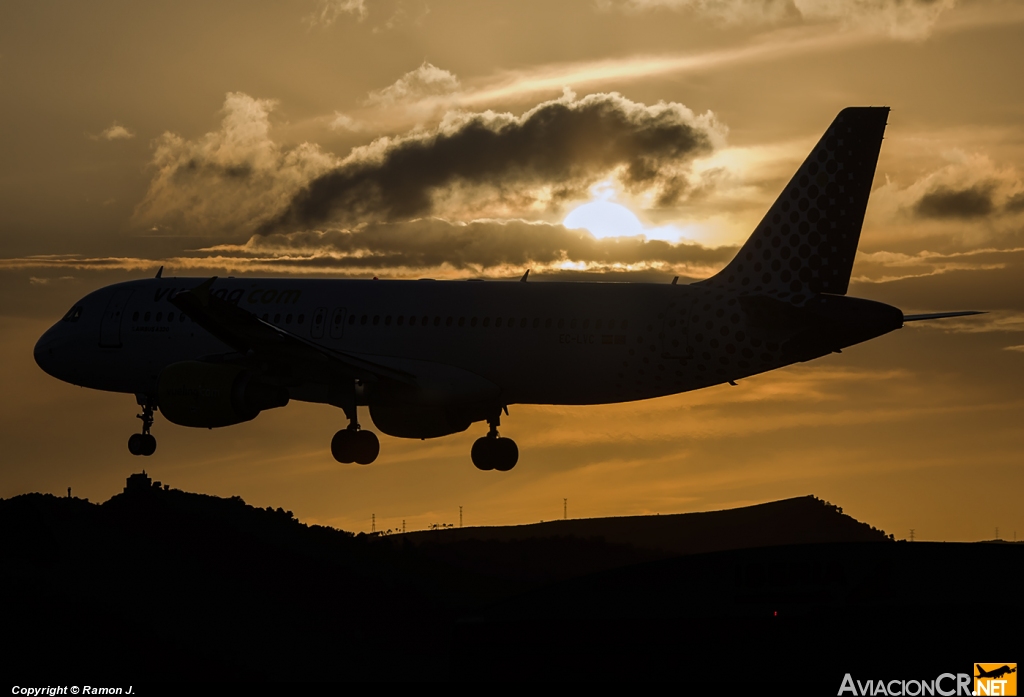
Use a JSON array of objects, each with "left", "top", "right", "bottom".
[{"left": 563, "top": 199, "right": 645, "bottom": 238}]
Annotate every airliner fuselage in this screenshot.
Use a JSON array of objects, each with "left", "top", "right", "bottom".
[{"left": 33, "top": 107, "right": 979, "bottom": 470}]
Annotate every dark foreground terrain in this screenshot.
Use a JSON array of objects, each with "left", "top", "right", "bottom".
[{"left": 2, "top": 473, "right": 1019, "bottom": 686}]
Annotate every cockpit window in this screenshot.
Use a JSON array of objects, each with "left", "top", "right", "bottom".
[{"left": 61, "top": 306, "right": 83, "bottom": 322}]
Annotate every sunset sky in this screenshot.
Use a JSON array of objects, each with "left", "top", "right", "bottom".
[{"left": 3, "top": 0, "right": 1023, "bottom": 540}]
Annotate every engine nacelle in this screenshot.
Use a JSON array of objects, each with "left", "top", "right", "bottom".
[
  {"left": 158, "top": 361, "right": 288, "bottom": 428},
  {"left": 368, "top": 404, "right": 476, "bottom": 439}
]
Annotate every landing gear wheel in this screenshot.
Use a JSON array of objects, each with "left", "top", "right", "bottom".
[
  {"left": 128, "top": 433, "right": 145, "bottom": 456},
  {"left": 129, "top": 400, "right": 158, "bottom": 456},
  {"left": 472, "top": 437, "right": 496, "bottom": 471},
  {"left": 332, "top": 428, "right": 380, "bottom": 465},
  {"left": 494, "top": 437, "right": 518, "bottom": 471},
  {"left": 472, "top": 436, "right": 518, "bottom": 471},
  {"left": 353, "top": 430, "right": 380, "bottom": 465},
  {"left": 331, "top": 429, "right": 356, "bottom": 464}
]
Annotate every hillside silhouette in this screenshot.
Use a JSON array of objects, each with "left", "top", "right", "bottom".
[{"left": 2, "top": 472, "right": 1020, "bottom": 684}]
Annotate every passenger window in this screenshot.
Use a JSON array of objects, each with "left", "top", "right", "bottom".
[
  {"left": 570, "top": 319, "right": 576, "bottom": 329},
  {"left": 608, "top": 320, "right": 615, "bottom": 330},
  {"left": 144, "top": 312, "right": 151, "bottom": 321},
  {"left": 508, "top": 317, "right": 515, "bottom": 328},
  {"left": 274, "top": 314, "right": 281, "bottom": 323},
  {"left": 132, "top": 311, "right": 139, "bottom": 322},
  {"left": 558, "top": 319, "right": 564, "bottom": 329},
  {"left": 595, "top": 319, "right": 602, "bottom": 330},
  {"left": 385, "top": 316, "right": 392, "bottom": 326},
  {"left": 180, "top": 314, "right": 186, "bottom": 323},
  {"left": 262, "top": 313, "right": 269, "bottom": 321},
  {"left": 470, "top": 317, "right": 478, "bottom": 327},
  {"left": 583, "top": 319, "right": 589, "bottom": 330},
  {"left": 434, "top": 317, "right": 441, "bottom": 326},
  {"left": 446, "top": 317, "right": 453, "bottom": 327},
  {"left": 532, "top": 318, "right": 539, "bottom": 329},
  {"left": 348, "top": 315, "right": 355, "bottom": 325},
  {"left": 298, "top": 314, "right": 305, "bottom": 325},
  {"left": 422, "top": 316, "right": 429, "bottom": 326},
  {"left": 361, "top": 315, "right": 367, "bottom": 325},
  {"left": 286, "top": 314, "right": 292, "bottom": 324},
  {"left": 483, "top": 318, "right": 490, "bottom": 327},
  {"left": 545, "top": 318, "right": 551, "bottom": 328},
  {"left": 397, "top": 316, "right": 404, "bottom": 326},
  {"left": 156, "top": 312, "right": 163, "bottom": 322},
  {"left": 495, "top": 318, "right": 502, "bottom": 328},
  {"left": 168, "top": 312, "right": 175, "bottom": 322},
  {"left": 373, "top": 315, "right": 379, "bottom": 325},
  {"left": 622, "top": 320, "right": 629, "bottom": 329},
  {"left": 458, "top": 317, "right": 465, "bottom": 327}
]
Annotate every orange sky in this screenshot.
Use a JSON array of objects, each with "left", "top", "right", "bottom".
[{"left": 2, "top": 0, "right": 1023, "bottom": 541}]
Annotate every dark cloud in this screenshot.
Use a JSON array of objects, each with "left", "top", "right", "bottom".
[
  {"left": 1005, "top": 191, "right": 1024, "bottom": 213},
  {"left": 265, "top": 93, "right": 718, "bottom": 233},
  {"left": 248, "top": 218, "right": 734, "bottom": 271},
  {"left": 913, "top": 183, "right": 995, "bottom": 220}
]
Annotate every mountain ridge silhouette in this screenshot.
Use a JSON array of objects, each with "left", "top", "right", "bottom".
[{"left": 2, "top": 473, "right": 1019, "bottom": 683}]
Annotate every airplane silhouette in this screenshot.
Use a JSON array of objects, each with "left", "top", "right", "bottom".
[
  {"left": 976, "top": 665, "right": 1017, "bottom": 680},
  {"left": 34, "top": 107, "right": 981, "bottom": 470}
]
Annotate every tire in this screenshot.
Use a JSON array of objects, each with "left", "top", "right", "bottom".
[
  {"left": 471, "top": 437, "right": 496, "bottom": 471},
  {"left": 353, "top": 431, "right": 380, "bottom": 465},
  {"left": 331, "top": 430, "right": 356, "bottom": 463},
  {"left": 494, "top": 437, "right": 518, "bottom": 471},
  {"left": 141, "top": 434, "right": 157, "bottom": 457},
  {"left": 128, "top": 433, "right": 145, "bottom": 456}
]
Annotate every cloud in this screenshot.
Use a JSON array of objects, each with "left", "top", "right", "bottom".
[
  {"left": 1005, "top": 192, "right": 1024, "bottom": 213},
  {"left": 365, "top": 62, "right": 460, "bottom": 107},
  {"left": 133, "top": 92, "right": 339, "bottom": 237},
  {"left": 914, "top": 183, "right": 996, "bottom": 220},
  {"left": 91, "top": 122, "right": 135, "bottom": 141},
  {"left": 1004, "top": 345, "right": 1024, "bottom": 353},
  {"left": 329, "top": 112, "right": 363, "bottom": 132},
  {"left": 0, "top": 218, "right": 736, "bottom": 279},
  {"left": 865, "top": 151, "right": 1024, "bottom": 243},
  {"left": 227, "top": 218, "right": 735, "bottom": 274},
  {"left": 267, "top": 91, "right": 723, "bottom": 233},
  {"left": 306, "top": 0, "right": 366, "bottom": 26},
  {"left": 613, "top": 0, "right": 956, "bottom": 39}
]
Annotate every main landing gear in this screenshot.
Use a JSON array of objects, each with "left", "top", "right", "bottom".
[
  {"left": 331, "top": 408, "right": 379, "bottom": 465},
  {"left": 128, "top": 399, "right": 157, "bottom": 457},
  {"left": 471, "top": 414, "right": 518, "bottom": 472}
]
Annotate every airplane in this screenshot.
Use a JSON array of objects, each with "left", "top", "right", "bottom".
[
  {"left": 976, "top": 665, "right": 1017, "bottom": 680},
  {"left": 34, "top": 106, "right": 982, "bottom": 471}
]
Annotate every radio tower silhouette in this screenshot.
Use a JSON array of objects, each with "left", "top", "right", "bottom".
[
  {"left": 909, "top": 529, "right": 915, "bottom": 542},
  {"left": 459, "top": 506, "right": 463, "bottom": 528},
  {"left": 564, "top": 498, "right": 567, "bottom": 520},
  {"left": 371, "top": 513, "right": 375, "bottom": 533}
]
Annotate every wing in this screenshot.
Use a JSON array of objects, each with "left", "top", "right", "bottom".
[
  {"left": 169, "top": 277, "right": 415, "bottom": 385},
  {"left": 903, "top": 311, "right": 985, "bottom": 322}
]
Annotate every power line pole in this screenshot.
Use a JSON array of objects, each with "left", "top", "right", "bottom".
[
  {"left": 460, "top": 506, "right": 463, "bottom": 528},
  {"left": 909, "top": 529, "right": 915, "bottom": 542},
  {"left": 564, "top": 498, "right": 567, "bottom": 520},
  {"left": 371, "top": 513, "right": 375, "bottom": 533}
]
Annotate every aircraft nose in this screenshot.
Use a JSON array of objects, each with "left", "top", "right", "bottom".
[{"left": 34, "top": 328, "right": 62, "bottom": 378}]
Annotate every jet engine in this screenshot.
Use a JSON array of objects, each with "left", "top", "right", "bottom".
[{"left": 157, "top": 361, "right": 288, "bottom": 428}]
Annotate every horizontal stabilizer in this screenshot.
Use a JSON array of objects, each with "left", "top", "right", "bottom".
[{"left": 903, "top": 311, "right": 985, "bottom": 323}]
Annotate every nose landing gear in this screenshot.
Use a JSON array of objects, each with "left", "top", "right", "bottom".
[
  {"left": 128, "top": 399, "right": 157, "bottom": 457},
  {"left": 472, "top": 414, "right": 518, "bottom": 472},
  {"left": 331, "top": 408, "right": 379, "bottom": 465}
]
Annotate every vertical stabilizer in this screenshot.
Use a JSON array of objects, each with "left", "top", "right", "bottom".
[{"left": 699, "top": 107, "right": 889, "bottom": 302}]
